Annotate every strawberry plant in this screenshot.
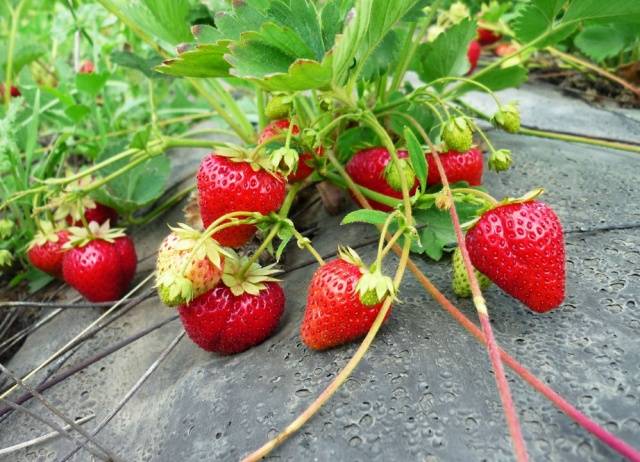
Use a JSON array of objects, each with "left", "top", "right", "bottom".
[{"left": 1, "top": 0, "right": 640, "bottom": 461}]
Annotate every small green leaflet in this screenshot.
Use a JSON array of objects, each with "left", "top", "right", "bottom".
[
  {"left": 514, "top": 0, "right": 640, "bottom": 49},
  {"left": 332, "top": 0, "right": 421, "bottom": 85},
  {"left": 403, "top": 127, "right": 427, "bottom": 192},
  {"left": 112, "top": 51, "right": 166, "bottom": 78},
  {"left": 75, "top": 72, "right": 109, "bottom": 96},
  {"left": 513, "top": 0, "right": 566, "bottom": 45},
  {"left": 574, "top": 26, "right": 627, "bottom": 63},
  {"left": 411, "top": 19, "right": 477, "bottom": 85},
  {"left": 341, "top": 209, "right": 390, "bottom": 226},
  {"left": 92, "top": 144, "right": 171, "bottom": 214},
  {"left": 563, "top": 1, "right": 640, "bottom": 24},
  {"left": 157, "top": 44, "right": 231, "bottom": 78},
  {"left": 114, "top": 0, "right": 193, "bottom": 45},
  {"left": 335, "top": 126, "right": 380, "bottom": 163},
  {"left": 412, "top": 197, "right": 483, "bottom": 261}
]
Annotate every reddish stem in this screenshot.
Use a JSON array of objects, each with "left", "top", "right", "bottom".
[
  {"left": 430, "top": 149, "right": 529, "bottom": 462},
  {"left": 405, "top": 258, "right": 640, "bottom": 462}
]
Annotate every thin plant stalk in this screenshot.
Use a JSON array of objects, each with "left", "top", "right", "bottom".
[{"left": 0, "top": 273, "right": 154, "bottom": 400}]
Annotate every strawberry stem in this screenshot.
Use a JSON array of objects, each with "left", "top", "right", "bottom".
[
  {"left": 243, "top": 239, "right": 413, "bottom": 462},
  {"left": 421, "top": 127, "right": 529, "bottom": 461},
  {"left": 375, "top": 211, "right": 401, "bottom": 269},
  {"left": 455, "top": 98, "right": 640, "bottom": 155},
  {"left": 238, "top": 182, "right": 303, "bottom": 278},
  {"left": 322, "top": 171, "right": 401, "bottom": 208},
  {"left": 404, "top": 258, "right": 640, "bottom": 462},
  {"left": 451, "top": 187, "right": 499, "bottom": 207},
  {"left": 289, "top": 227, "right": 325, "bottom": 266}
]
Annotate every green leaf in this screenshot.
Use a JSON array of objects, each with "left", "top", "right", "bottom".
[
  {"left": 388, "top": 98, "right": 438, "bottom": 141},
  {"left": 92, "top": 147, "right": 171, "bottom": 214},
  {"left": 112, "top": 51, "right": 166, "bottom": 78},
  {"left": 574, "top": 25, "right": 626, "bottom": 62},
  {"left": 335, "top": 126, "right": 380, "bottom": 163},
  {"left": 320, "top": 0, "right": 354, "bottom": 50},
  {"left": 341, "top": 209, "right": 390, "bottom": 226},
  {"left": 411, "top": 19, "right": 477, "bottom": 84},
  {"left": 361, "top": 29, "right": 404, "bottom": 80},
  {"left": 513, "top": 0, "right": 566, "bottom": 44},
  {"left": 413, "top": 200, "right": 483, "bottom": 261},
  {"left": 0, "top": 43, "right": 45, "bottom": 76},
  {"left": 404, "top": 127, "right": 427, "bottom": 192},
  {"left": 275, "top": 226, "right": 294, "bottom": 261},
  {"left": 75, "top": 72, "right": 109, "bottom": 96},
  {"left": 227, "top": 23, "right": 332, "bottom": 91},
  {"left": 562, "top": 1, "right": 640, "bottom": 24},
  {"left": 156, "top": 43, "right": 231, "bottom": 78},
  {"left": 268, "top": 0, "right": 325, "bottom": 61},
  {"left": 332, "top": 0, "right": 421, "bottom": 85},
  {"left": 453, "top": 65, "right": 528, "bottom": 96},
  {"left": 130, "top": 127, "right": 151, "bottom": 150},
  {"left": 115, "top": 0, "right": 193, "bottom": 45},
  {"left": 64, "top": 104, "right": 91, "bottom": 124}
]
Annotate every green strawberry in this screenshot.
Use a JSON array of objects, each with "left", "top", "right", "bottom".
[
  {"left": 156, "top": 224, "right": 229, "bottom": 307},
  {"left": 452, "top": 247, "right": 491, "bottom": 298},
  {"left": 383, "top": 158, "right": 416, "bottom": 193},
  {"left": 492, "top": 103, "right": 521, "bottom": 133},
  {"left": 265, "top": 95, "right": 292, "bottom": 120},
  {"left": 442, "top": 117, "right": 473, "bottom": 153}
]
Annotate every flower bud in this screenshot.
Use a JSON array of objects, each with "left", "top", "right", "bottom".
[{"left": 489, "top": 149, "right": 513, "bottom": 172}]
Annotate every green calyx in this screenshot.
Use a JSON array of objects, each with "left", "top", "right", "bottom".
[
  {"left": 463, "top": 188, "right": 544, "bottom": 231},
  {"left": 339, "top": 247, "right": 396, "bottom": 307},
  {"left": 265, "top": 95, "right": 293, "bottom": 120},
  {"left": 452, "top": 247, "right": 491, "bottom": 298},
  {"left": 157, "top": 272, "right": 194, "bottom": 307},
  {"left": 488, "top": 149, "right": 513, "bottom": 172},
  {"left": 0, "top": 219, "right": 15, "bottom": 239},
  {"left": 216, "top": 146, "right": 277, "bottom": 175},
  {"left": 28, "top": 220, "right": 61, "bottom": 249},
  {"left": 492, "top": 103, "right": 521, "bottom": 134},
  {"left": 221, "top": 250, "right": 280, "bottom": 297},
  {"left": 63, "top": 220, "right": 126, "bottom": 249},
  {"left": 155, "top": 223, "right": 229, "bottom": 307},
  {"left": 271, "top": 146, "right": 300, "bottom": 176},
  {"left": 0, "top": 250, "right": 13, "bottom": 267},
  {"left": 52, "top": 174, "right": 97, "bottom": 223},
  {"left": 442, "top": 117, "right": 473, "bottom": 153},
  {"left": 384, "top": 158, "right": 416, "bottom": 193}
]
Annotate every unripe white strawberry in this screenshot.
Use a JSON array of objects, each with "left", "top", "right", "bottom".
[{"left": 156, "top": 224, "right": 228, "bottom": 307}]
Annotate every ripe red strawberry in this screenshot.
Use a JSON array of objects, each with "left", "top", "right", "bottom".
[
  {"left": 178, "top": 282, "right": 284, "bottom": 354},
  {"left": 178, "top": 254, "right": 284, "bottom": 354},
  {"left": 78, "top": 60, "right": 95, "bottom": 74},
  {"left": 62, "top": 223, "right": 137, "bottom": 302},
  {"left": 467, "top": 40, "right": 481, "bottom": 74},
  {"left": 197, "top": 152, "right": 286, "bottom": 248},
  {"left": 345, "top": 147, "right": 418, "bottom": 211},
  {"left": 27, "top": 224, "right": 70, "bottom": 278},
  {"left": 301, "top": 253, "right": 394, "bottom": 350},
  {"left": 477, "top": 28, "right": 501, "bottom": 45},
  {"left": 427, "top": 147, "right": 483, "bottom": 186},
  {"left": 66, "top": 202, "right": 118, "bottom": 226},
  {"left": 465, "top": 200, "right": 565, "bottom": 312},
  {"left": 0, "top": 83, "right": 20, "bottom": 98},
  {"left": 258, "top": 119, "right": 317, "bottom": 182}
]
